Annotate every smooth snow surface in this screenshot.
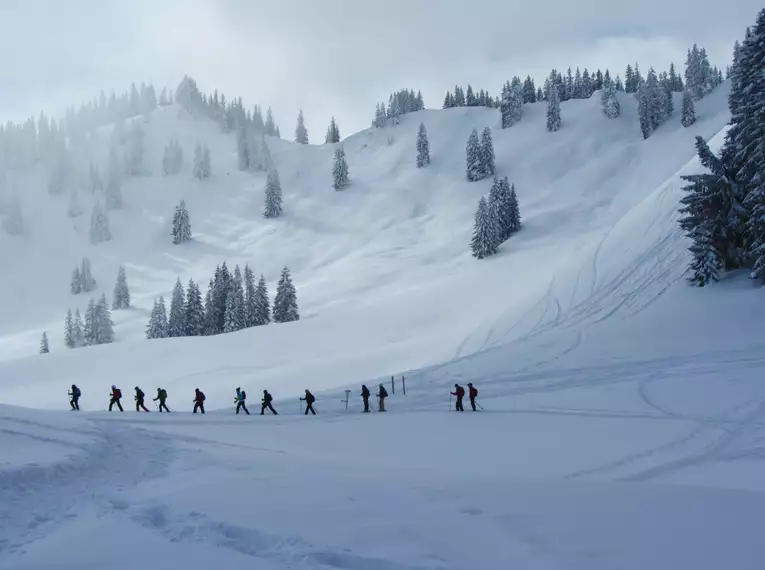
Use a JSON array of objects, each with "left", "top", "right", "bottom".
[{"left": 2, "top": 83, "right": 765, "bottom": 569}]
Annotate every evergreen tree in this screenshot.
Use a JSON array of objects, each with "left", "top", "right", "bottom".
[
  {"left": 146, "top": 297, "right": 169, "bottom": 339},
  {"left": 168, "top": 277, "right": 186, "bottom": 337},
  {"left": 105, "top": 146, "right": 123, "bottom": 209},
  {"left": 507, "top": 181, "right": 521, "bottom": 233},
  {"left": 95, "top": 294, "right": 115, "bottom": 344},
  {"left": 162, "top": 137, "right": 183, "bottom": 175},
  {"left": 203, "top": 280, "right": 217, "bottom": 335},
  {"left": 416, "top": 122, "right": 430, "bottom": 168},
  {"left": 89, "top": 200, "right": 111, "bottom": 244},
  {"left": 80, "top": 257, "right": 96, "bottom": 292},
  {"left": 325, "top": 117, "right": 340, "bottom": 143},
  {"left": 212, "top": 262, "right": 232, "bottom": 332},
  {"left": 465, "top": 128, "right": 483, "bottom": 182},
  {"left": 488, "top": 178, "right": 507, "bottom": 241},
  {"left": 67, "top": 189, "right": 83, "bottom": 218},
  {"left": 264, "top": 168, "right": 283, "bottom": 218},
  {"left": 681, "top": 90, "right": 696, "bottom": 127},
  {"left": 71, "top": 267, "right": 82, "bottom": 294},
  {"left": 273, "top": 267, "right": 299, "bottom": 323},
  {"left": 112, "top": 265, "right": 130, "bottom": 309},
  {"left": 243, "top": 264, "right": 257, "bottom": 327},
  {"left": 223, "top": 288, "right": 239, "bottom": 333},
  {"left": 466, "top": 84, "right": 476, "bottom": 106},
  {"left": 264, "top": 107, "right": 276, "bottom": 136},
  {"left": 582, "top": 69, "right": 593, "bottom": 98},
  {"left": 236, "top": 124, "right": 250, "bottom": 170},
  {"left": 601, "top": 80, "right": 620, "bottom": 119},
  {"left": 184, "top": 278, "right": 205, "bottom": 336},
  {"left": 480, "top": 127, "right": 495, "bottom": 178},
  {"left": 82, "top": 299, "right": 96, "bottom": 346},
  {"left": 254, "top": 273, "right": 271, "bottom": 325},
  {"left": 295, "top": 109, "right": 308, "bottom": 144},
  {"left": 172, "top": 200, "right": 192, "bottom": 244},
  {"left": 64, "top": 309, "right": 75, "bottom": 348},
  {"left": 332, "top": 146, "right": 349, "bottom": 190},
  {"left": 471, "top": 196, "right": 499, "bottom": 259},
  {"left": 40, "top": 332, "right": 49, "bottom": 354},
  {"left": 546, "top": 84, "right": 562, "bottom": 132},
  {"left": 193, "top": 142, "right": 211, "bottom": 179}
]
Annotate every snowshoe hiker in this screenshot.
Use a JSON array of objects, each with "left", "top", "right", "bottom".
[
  {"left": 135, "top": 386, "right": 150, "bottom": 412},
  {"left": 153, "top": 388, "right": 170, "bottom": 412},
  {"left": 451, "top": 384, "right": 465, "bottom": 412},
  {"left": 109, "top": 385, "right": 124, "bottom": 412},
  {"left": 468, "top": 382, "right": 478, "bottom": 411},
  {"left": 68, "top": 384, "right": 81, "bottom": 411},
  {"left": 235, "top": 387, "right": 250, "bottom": 415},
  {"left": 261, "top": 390, "right": 277, "bottom": 415},
  {"left": 361, "top": 384, "right": 371, "bottom": 412},
  {"left": 377, "top": 384, "right": 388, "bottom": 412},
  {"left": 300, "top": 389, "right": 316, "bottom": 415},
  {"left": 193, "top": 388, "right": 205, "bottom": 414}
]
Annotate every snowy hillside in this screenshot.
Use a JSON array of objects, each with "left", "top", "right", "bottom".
[{"left": 0, "top": 85, "right": 735, "bottom": 409}]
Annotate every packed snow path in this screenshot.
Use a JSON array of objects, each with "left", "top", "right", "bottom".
[{"left": 3, "top": 346, "right": 765, "bottom": 570}]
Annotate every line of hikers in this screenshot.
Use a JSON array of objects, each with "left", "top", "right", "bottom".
[{"left": 66, "top": 382, "right": 478, "bottom": 413}]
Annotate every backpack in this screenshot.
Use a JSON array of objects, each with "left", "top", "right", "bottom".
[
  {"left": 136, "top": 388, "right": 144, "bottom": 399},
  {"left": 113, "top": 388, "right": 122, "bottom": 399},
  {"left": 73, "top": 386, "right": 81, "bottom": 397},
  {"left": 159, "top": 389, "right": 167, "bottom": 400},
  {"left": 306, "top": 392, "right": 315, "bottom": 404},
  {"left": 379, "top": 386, "right": 388, "bottom": 398},
  {"left": 200, "top": 392, "right": 206, "bottom": 401},
  {"left": 241, "top": 390, "right": 246, "bottom": 400}
]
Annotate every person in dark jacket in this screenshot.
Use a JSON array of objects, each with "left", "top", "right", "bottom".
[
  {"left": 234, "top": 387, "right": 250, "bottom": 415},
  {"left": 153, "top": 388, "right": 170, "bottom": 412},
  {"left": 135, "top": 386, "right": 150, "bottom": 412},
  {"left": 300, "top": 389, "right": 316, "bottom": 415},
  {"left": 451, "top": 384, "right": 465, "bottom": 411},
  {"left": 193, "top": 388, "right": 205, "bottom": 414},
  {"left": 261, "top": 390, "right": 278, "bottom": 415},
  {"left": 377, "top": 384, "right": 388, "bottom": 412},
  {"left": 69, "top": 384, "right": 81, "bottom": 411},
  {"left": 468, "top": 382, "right": 478, "bottom": 411},
  {"left": 109, "top": 385, "right": 124, "bottom": 412},
  {"left": 361, "top": 384, "right": 370, "bottom": 412}
]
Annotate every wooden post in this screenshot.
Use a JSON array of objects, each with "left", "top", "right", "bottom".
[
  {"left": 391, "top": 376, "right": 395, "bottom": 394},
  {"left": 344, "top": 389, "right": 351, "bottom": 411},
  {"left": 402, "top": 376, "right": 406, "bottom": 395}
]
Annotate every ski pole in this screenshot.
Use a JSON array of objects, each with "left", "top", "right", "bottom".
[{"left": 475, "top": 400, "right": 484, "bottom": 411}]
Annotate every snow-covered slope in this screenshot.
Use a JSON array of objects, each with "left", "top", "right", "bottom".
[{"left": 0, "top": 86, "right": 734, "bottom": 409}]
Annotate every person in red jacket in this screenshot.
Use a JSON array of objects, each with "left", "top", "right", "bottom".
[
  {"left": 468, "top": 382, "right": 478, "bottom": 411},
  {"left": 109, "top": 385, "right": 124, "bottom": 412},
  {"left": 451, "top": 383, "right": 465, "bottom": 412}
]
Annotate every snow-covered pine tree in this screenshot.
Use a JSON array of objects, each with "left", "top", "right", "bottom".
[
  {"left": 638, "top": 79, "right": 653, "bottom": 139},
  {"left": 112, "top": 265, "right": 130, "bottom": 309},
  {"left": 465, "top": 129, "right": 483, "bottom": 182},
  {"left": 212, "top": 263, "right": 232, "bottom": 332},
  {"left": 295, "top": 109, "right": 308, "bottom": 144},
  {"left": 325, "top": 117, "right": 340, "bottom": 143},
  {"left": 202, "top": 144, "right": 211, "bottom": 177},
  {"left": 470, "top": 196, "right": 499, "bottom": 259},
  {"left": 233, "top": 265, "right": 246, "bottom": 327},
  {"left": 95, "top": 294, "right": 115, "bottom": 344},
  {"left": 184, "top": 278, "right": 205, "bottom": 336},
  {"left": 82, "top": 299, "right": 97, "bottom": 346},
  {"left": 167, "top": 278, "right": 186, "bottom": 337},
  {"left": 601, "top": 79, "right": 621, "bottom": 119},
  {"left": 193, "top": 142, "right": 211, "bottom": 179},
  {"left": 264, "top": 107, "right": 276, "bottom": 136},
  {"left": 172, "top": 200, "right": 192, "bottom": 244},
  {"left": 163, "top": 137, "right": 183, "bottom": 175},
  {"left": 203, "top": 280, "right": 217, "bottom": 335},
  {"left": 507, "top": 181, "right": 521, "bottom": 233},
  {"left": 546, "top": 84, "right": 562, "bottom": 132},
  {"left": 68, "top": 309, "right": 82, "bottom": 348},
  {"left": 236, "top": 124, "right": 250, "bottom": 170},
  {"left": 488, "top": 178, "right": 507, "bottom": 241},
  {"left": 681, "top": 90, "right": 696, "bottom": 127},
  {"left": 64, "top": 309, "right": 75, "bottom": 348},
  {"left": 223, "top": 288, "right": 239, "bottom": 333},
  {"left": 263, "top": 168, "right": 283, "bottom": 218},
  {"left": 105, "top": 146, "right": 123, "bottom": 210},
  {"left": 254, "top": 274, "right": 271, "bottom": 325},
  {"left": 416, "top": 122, "right": 430, "bottom": 168},
  {"left": 67, "top": 189, "right": 83, "bottom": 217},
  {"left": 2, "top": 194, "right": 22, "bottom": 235},
  {"left": 71, "top": 267, "right": 82, "bottom": 294},
  {"left": 273, "top": 267, "right": 299, "bottom": 323},
  {"left": 243, "top": 264, "right": 257, "bottom": 327},
  {"left": 145, "top": 297, "right": 168, "bottom": 339},
  {"left": 39, "top": 332, "right": 49, "bottom": 354},
  {"left": 332, "top": 146, "right": 349, "bottom": 190},
  {"left": 80, "top": 257, "right": 96, "bottom": 292},
  {"left": 480, "top": 127, "right": 495, "bottom": 179},
  {"left": 89, "top": 200, "right": 111, "bottom": 244}
]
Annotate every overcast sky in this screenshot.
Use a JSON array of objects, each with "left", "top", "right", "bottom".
[{"left": 0, "top": 0, "right": 759, "bottom": 139}]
